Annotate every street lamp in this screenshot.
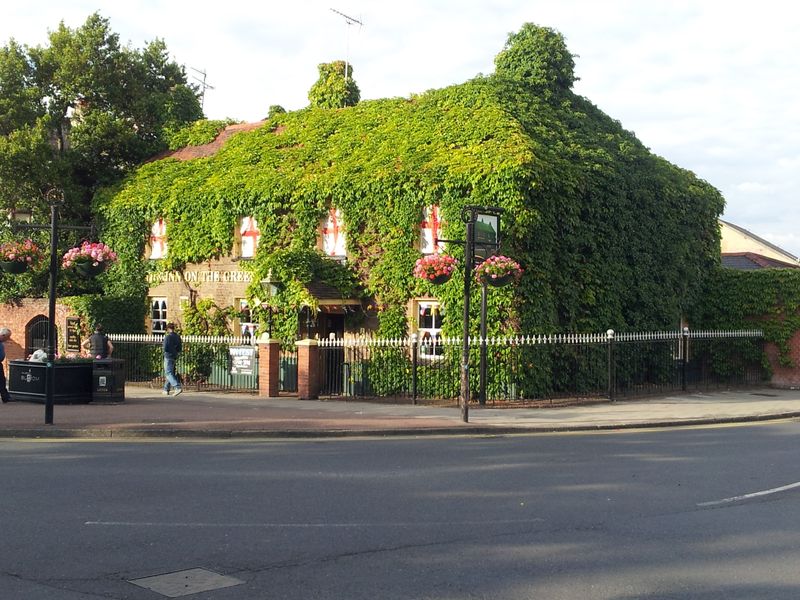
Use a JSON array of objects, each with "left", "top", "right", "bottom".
[
  {"left": 436, "top": 205, "right": 503, "bottom": 423},
  {"left": 259, "top": 270, "right": 283, "bottom": 337},
  {"left": 12, "top": 188, "right": 94, "bottom": 425}
]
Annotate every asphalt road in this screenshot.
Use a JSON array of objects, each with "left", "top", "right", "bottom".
[{"left": 3, "top": 422, "right": 800, "bottom": 599}]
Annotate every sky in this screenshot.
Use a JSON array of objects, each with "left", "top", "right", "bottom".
[{"left": 3, "top": 1, "right": 799, "bottom": 256}]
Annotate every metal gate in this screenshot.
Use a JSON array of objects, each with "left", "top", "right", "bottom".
[{"left": 25, "top": 316, "right": 52, "bottom": 357}]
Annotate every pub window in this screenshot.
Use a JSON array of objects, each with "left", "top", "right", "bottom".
[
  {"left": 420, "top": 205, "right": 444, "bottom": 255},
  {"left": 239, "top": 216, "right": 260, "bottom": 259},
  {"left": 321, "top": 207, "right": 347, "bottom": 259},
  {"left": 417, "top": 301, "right": 444, "bottom": 358},
  {"left": 149, "top": 218, "right": 167, "bottom": 260},
  {"left": 150, "top": 297, "right": 168, "bottom": 333},
  {"left": 237, "top": 298, "right": 257, "bottom": 342}
]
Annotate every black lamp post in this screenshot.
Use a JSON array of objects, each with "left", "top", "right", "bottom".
[
  {"left": 13, "top": 188, "right": 94, "bottom": 425},
  {"left": 437, "top": 205, "right": 503, "bottom": 423},
  {"left": 259, "top": 270, "right": 283, "bottom": 337}
]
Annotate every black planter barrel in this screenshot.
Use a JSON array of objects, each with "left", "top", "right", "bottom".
[{"left": 8, "top": 360, "right": 93, "bottom": 404}]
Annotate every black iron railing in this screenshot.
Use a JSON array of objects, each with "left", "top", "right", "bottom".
[
  {"left": 108, "top": 334, "right": 258, "bottom": 392},
  {"left": 318, "top": 329, "right": 767, "bottom": 405}
]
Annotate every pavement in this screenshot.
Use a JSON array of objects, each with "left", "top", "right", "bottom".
[{"left": 3, "top": 385, "right": 800, "bottom": 439}]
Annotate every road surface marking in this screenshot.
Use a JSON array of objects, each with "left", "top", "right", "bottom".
[
  {"left": 86, "top": 518, "right": 544, "bottom": 528},
  {"left": 698, "top": 480, "right": 800, "bottom": 507}
]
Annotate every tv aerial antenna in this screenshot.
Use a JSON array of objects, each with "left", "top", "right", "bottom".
[
  {"left": 330, "top": 7, "right": 363, "bottom": 80},
  {"left": 190, "top": 67, "right": 216, "bottom": 111}
]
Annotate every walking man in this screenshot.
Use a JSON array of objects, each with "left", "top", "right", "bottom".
[
  {"left": 0, "top": 327, "right": 12, "bottom": 403},
  {"left": 162, "top": 322, "right": 183, "bottom": 396}
]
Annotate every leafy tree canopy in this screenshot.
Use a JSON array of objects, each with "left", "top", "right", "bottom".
[
  {"left": 308, "top": 60, "right": 360, "bottom": 109},
  {"left": 494, "top": 23, "right": 577, "bottom": 97},
  {"left": 0, "top": 12, "right": 202, "bottom": 223}
]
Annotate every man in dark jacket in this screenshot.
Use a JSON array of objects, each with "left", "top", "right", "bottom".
[
  {"left": 162, "top": 322, "right": 183, "bottom": 396},
  {"left": 82, "top": 324, "right": 113, "bottom": 359}
]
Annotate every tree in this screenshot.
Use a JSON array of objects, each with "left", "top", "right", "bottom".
[
  {"left": 308, "top": 60, "right": 360, "bottom": 109},
  {"left": 0, "top": 12, "right": 202, "bottom": 222},
  {"left": 493, "top": 23, "right": 577, "bottom": 97},
  {"left": 267, "top": 104, "right": 286, "bottom": 119}
]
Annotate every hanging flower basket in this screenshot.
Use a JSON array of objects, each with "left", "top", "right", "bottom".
[
  {"left": 62, "top": 242, "right": 118, "bottom": 277},
  {"left": 0, "top": 239, "right": 44, "bottom": 274},
  {"left": 74, "top": 261, "right": 107, "bottom": 278},
  {"left": 414, "top": 254, "right": 458, "bottom": 285},
  {"left": 474, "top": 255, "right": 523, "bottom": 287}
]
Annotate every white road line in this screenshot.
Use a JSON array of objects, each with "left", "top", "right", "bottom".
[
  {"left": 85, "top": 518, "right": 544, "bottom": 528},
  {"left": 698, "top": 481, "right": 800, "bottom": 507}
]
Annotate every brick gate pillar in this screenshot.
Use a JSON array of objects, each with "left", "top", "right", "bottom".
[
  {"left": 296, "top": 338, "right": 320, "bottom": 400},
  {"left": 257, "top": 338, "right": 281, "bottom": 397}
]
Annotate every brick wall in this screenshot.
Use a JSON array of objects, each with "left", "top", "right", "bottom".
[
  {"left": 765, "top": 330, "right": 800, "bottom": 388},
  {"left": 0, "top": 299, "right": 76, "bottom": 362}
]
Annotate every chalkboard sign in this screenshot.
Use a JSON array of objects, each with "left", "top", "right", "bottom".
[
  {"left": 229, "top": 346, "right": 255, "bottom": 375},
  {"left": 66, "top": 317, "right": 82, "bottom": 353}
]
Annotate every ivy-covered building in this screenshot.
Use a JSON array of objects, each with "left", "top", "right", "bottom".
[{"left": 95, "top": 24, "right": 724, "bottom": 341}]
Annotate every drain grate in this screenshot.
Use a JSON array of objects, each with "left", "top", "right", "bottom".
[
  {"left": 129, "top": 568, "right": 243, "bottom": 597},
  {"left": 750, "top": 393, "right": 779, "bottom": 397}
]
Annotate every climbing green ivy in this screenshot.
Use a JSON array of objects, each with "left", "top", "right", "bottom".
[
  {"left": 91, "top": 24, "right": 727, "bottom": 343},
  {"left": 689, "top": 268, "right": 800, "bottom": 366}
]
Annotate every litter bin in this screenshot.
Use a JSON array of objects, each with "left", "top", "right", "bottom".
[{"left": 92, "top": 358, "right": 125, "bottom": 403}]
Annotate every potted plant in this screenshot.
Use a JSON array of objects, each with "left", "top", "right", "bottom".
[
  {"left": 0, "top": 239, "right": 44, "bottom": 274},
  {"left": 62, "top": 241, "right": 118, "bottom": 277},
  {"left": 474, "top": 255, "right": 523, "bottom": 287},
  {"left": 414, "top": 253, "right": 458, "bottom": 285}
]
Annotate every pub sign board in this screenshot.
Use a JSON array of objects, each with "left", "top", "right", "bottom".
[
  {"left": 230, "top": 346, "right": 255, "bottom": 376},
  {"left": 66, "top": 317, "right": 82, "bottom": 353}
]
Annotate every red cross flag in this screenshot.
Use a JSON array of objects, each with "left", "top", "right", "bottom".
[
  {"left": 322, "top": 207, "right": 346, "bottom": 257},
  {"left": 149, "top": 218, "right": 167, "bottom": 259},
  {"left": 240, "top": 216, "right": 261, "bottom": 258},
  {"left": 420, "top": 205, "right": 444, "bottom": 254}
]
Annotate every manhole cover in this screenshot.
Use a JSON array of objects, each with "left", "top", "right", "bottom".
[{"left": 129, "top": 568, "right": 243, "bottom": 597}]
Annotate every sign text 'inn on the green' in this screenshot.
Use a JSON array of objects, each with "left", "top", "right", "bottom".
[{"left": 146, "top": 270, "right": 253, "bottom": 285}]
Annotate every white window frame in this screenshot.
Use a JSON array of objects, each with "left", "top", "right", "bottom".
[
  {"left": 237, "top": 298, "right": 258, "bottom": 341},
  {"left": 417, "top": 301, "right": 444, "bottom": 358},
  {"left": 150, "top": 297, "right": 168, "bottom": 333}
]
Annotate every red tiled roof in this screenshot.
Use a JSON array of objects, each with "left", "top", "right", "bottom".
[
  {"left": 721, "top": 252, "right": 800, "bottom": 270},
  {"left": 149, "top": 121, "right": 266, "bottom": 162}
]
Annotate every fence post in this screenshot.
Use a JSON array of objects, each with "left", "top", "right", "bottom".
[
  {"left": 296, "top": 338, "right": 320, "bottom": 400},
  {"left": 257, "top": 336, "right": 281, "bottom": 397},
  {"left": 411, "top": 333, "right": 418, "bottom": 405},
  {"left": 681, "top": 326, "right": 689, "bottom": 391},
  {"left": 607, "top": 329, "right": 615, "bottom": 402}
]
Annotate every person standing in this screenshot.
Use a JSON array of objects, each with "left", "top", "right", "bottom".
[
  {"left": 162, "top": 322, "right": 183, "bottom": 396},
  {"left": 0, "top": 327, "right": 12, "bottom": 403},
  {"left": 82, "top": 323, "right": 113, "bottom": 359}
]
